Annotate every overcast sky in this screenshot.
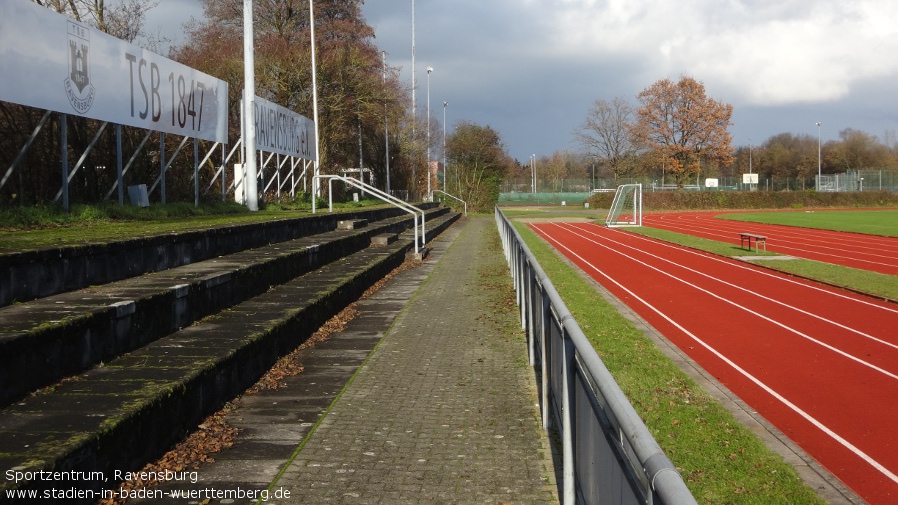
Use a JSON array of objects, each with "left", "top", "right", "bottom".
[{"left": 145, "top": 0, "right": 898, "bottom": 163}]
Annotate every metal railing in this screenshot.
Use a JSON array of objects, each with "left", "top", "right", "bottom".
[
  {"left": 313, "top": 174, "right": 425, "bottom": 254},
  {"left": 432, "top": 190, "right": 467, "bottom": 215},
  {"left": 495, "top": 206, "right": 697, "bottom": 505}
]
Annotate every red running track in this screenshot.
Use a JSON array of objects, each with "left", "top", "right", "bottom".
[
  {"left": 643, "top": 210, "right": 898, "bottom": 276},
  {"left": 530, "top": 221, "right": 898, "bottom": 504}
]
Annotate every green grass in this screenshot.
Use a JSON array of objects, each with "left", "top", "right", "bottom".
[
  {"left": 720, "top": 209, "right": 898, "bottom": 237},
  {"left": 625, "top": 226, "right": 898, "bottom": 301},
  {"left": 0, "top": 200, "right": 388, "bottom": 252},
  {"left": 628, "top": 226, "right": 780, "bottom": 257},
  {"left": 499, "top": 206, "right": 600, "bottom": 221},
  {"left": 513, "top": 222, "right": 825, "bottom": 504},
  {"left": 750, "top": 258, "right": 898, "bottom": 301}
]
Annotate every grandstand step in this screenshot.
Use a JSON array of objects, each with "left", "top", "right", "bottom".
[
  {"left": 0, "top": 204, "right": 442, "bottom": 308},
  {"left": 407, "top": 246, "right": 432, "bottom": 261},
  {"left": 371, "top": 233, "right": 398, "bottom": 247},
  {"left": 0, "top": 237, "right": 416, "bottom": 501},
  {"left": 337, "top": 218, "right": 368, "bottom": 230},
  {"left": 0, "top": 208, "right": 452, "bottom": 408}
]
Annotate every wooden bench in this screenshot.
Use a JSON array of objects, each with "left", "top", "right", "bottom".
[{"left": 739, "top": 232, "right": 767, "bottom": 252}]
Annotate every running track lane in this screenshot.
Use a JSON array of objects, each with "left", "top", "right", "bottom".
[
  {"left": 643, "top": 211, "right": 898, "bottom": 276},
  {"left": 530, "top": 221, "right": 898, "bottom": 504}
]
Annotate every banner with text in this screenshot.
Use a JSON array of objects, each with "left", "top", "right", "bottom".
[
  {"left": 250, "top": 94, "right": 316, "bottom": 161},
  {"left": 0, "top": 0, "right": 228, "bottom": 143}
]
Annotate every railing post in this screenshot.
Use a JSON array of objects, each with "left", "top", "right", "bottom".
[
  {"left": 561, "top": 322, "right": 576, "bottom": 505},
  {"left": 527, "top": 268, "right": 536, "bottom": 366},
  {"left": 540, "top": 290, "right": 550, "bottom": 430},
  {"left": 519, "top": 255, "right": 527, "bottom": 329}
]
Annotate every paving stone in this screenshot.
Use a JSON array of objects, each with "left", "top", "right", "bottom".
[{"left": 272, "top": 217, "right": 559, "bottom": 504}]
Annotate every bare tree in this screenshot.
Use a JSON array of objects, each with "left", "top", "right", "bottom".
[
  {"left": 32, "top": 0, "right": 157, "bottom": 42},
  {"left": 574, "top": 97, "right": 638, "bottom": 180}
]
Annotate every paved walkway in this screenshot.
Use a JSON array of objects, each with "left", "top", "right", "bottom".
[
  {"left": 129, "top": 217, "right": 559, "bottom": 505},
  {"left": 267, "top": 217, "right": 558, "bottom": 504}
]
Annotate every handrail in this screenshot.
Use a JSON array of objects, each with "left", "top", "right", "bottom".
[
  {"left": 432, "top": 190, "right": 467, "bottom": 216},
  {"left": 494, "top": 206, "right": 698, "bottom": 505},
  {"left": 312, "top": 174, "right": 425, "bottom": 254}
]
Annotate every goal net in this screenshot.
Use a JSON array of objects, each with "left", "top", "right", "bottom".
[{"left": 605, "top": 183, "right": 643, "bottom": 227}]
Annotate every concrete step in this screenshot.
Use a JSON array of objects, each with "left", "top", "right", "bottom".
[
  {"left": 337, "top": 218, "right": 368, "bottom": 230},
  {"left": 0, "top": 238, "right": 416, "bottom": 501},
  {"left": 0, "top": 208, "right": 451, "bottom": 407},
  {"left": 0, "top": 204, "right": 443, "bottom": 308},
  {"left": 371, "top": 233, "right": 398, "bottom": 247}
]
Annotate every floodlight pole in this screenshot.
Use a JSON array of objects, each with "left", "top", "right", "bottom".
[
  {"left": 748, "top": 138, "right": 752, "bottom": 174},
  {"left": 816, "top": 122, "right": 821, "bottom": 191},
  {"left": 442, "top": 101, "right": 447, "bottom": 191},
  {"left": 383, "top": 51, "right": 390, "bottom": 194},
  {"left": 426, "top": 66, "right": 433, "bottom": 201},
  {"left": 243, "top": 0, "right": 259, "bottom": 211},
  {"left": 749, "top": 137, "right": 753, "bottom": 191},
  {"left": 310, "top": 0, "right": 321, "bottom": 198},
  {"left": 411, "top": 0, "right": 416, "bottom": 199},
  {"left": 531, "top": 154, "right": 537, "bottom": 194}
]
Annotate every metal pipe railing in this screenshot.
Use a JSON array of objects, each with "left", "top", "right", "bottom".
[
  {"left": 313, "top": 174, "right": 425, "bottom": 254},
  {"left": 495, "top": 206, "right": 698, "bottom": 505},
  {"left": 432, "top": 189, "right": 467, "bottom": 215}
]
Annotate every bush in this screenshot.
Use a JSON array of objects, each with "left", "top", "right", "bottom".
[{"left": 587, "top": 190, "right": 898, "bottom": 211}]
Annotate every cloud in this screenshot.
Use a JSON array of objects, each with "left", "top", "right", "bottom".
[
  {"left": 142, "top": 0, "right": 205, "bottom": 48},
  {"left": 538, "top": 0, "right": 898, "bottom": 106}
]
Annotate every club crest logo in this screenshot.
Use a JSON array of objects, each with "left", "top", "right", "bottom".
[{"left": 64, "top": 20, "right": 95, "bottom": 114}]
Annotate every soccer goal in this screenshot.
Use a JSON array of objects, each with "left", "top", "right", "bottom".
[{"left": 605, "top": 183, "right": 643, "bottom": 227}]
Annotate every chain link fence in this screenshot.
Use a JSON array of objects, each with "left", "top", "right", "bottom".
[{"left": 501, "top": 170, "right": 898, "bottom": 202}]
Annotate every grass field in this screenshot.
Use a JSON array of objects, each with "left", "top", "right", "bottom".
[
  {"left": 720, "top": 208, "right": 898, "bottom": 237},
  {"left": 512, "top": 221, "right": 825, "bottom": 505}
]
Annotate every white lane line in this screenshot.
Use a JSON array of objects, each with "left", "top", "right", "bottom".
[
  {"left": 558, "top": 223, "right": 898, "bottom": 352},
  {"left": 540, "top": 223, "right": 898, "bottom": 382},
  {"left": 582, "top": 221, "right": 898, "bottom": 317},
  {"left": 642, "top": 219, "right": 898, "bottom": 270},
  {"left": 531, "top": 223, "right": 898, "bottom": 487}
]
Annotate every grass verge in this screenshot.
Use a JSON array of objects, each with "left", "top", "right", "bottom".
[
  {"left": 626, "top": 226, "right": 898, "bottom": 301},
  {"left": 720, "top": 208, "right": 898, "bottom": 237},
  {"left": 0, "top": 200, "right": 388, "bottom": 251},
  {"left": 513, "top": 221, "right": 826, "bottom": 505}
]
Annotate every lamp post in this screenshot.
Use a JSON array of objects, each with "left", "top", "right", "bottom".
[
  {"left": 531, "top": 154, "right": 536, "bottom": 193},
  {"left": 309, "top": 0, "right": 321, "bottom": 200},
  {"left": 242, "top": 0, "right": 258, "bottom": 211},
  {"left": 591, "top": 159, "right": 595, "bottom": 191},
  {"left": 748, "top": 138, "right": 752, "bottom": 191},
  {"left": 426, "top": 66, "right": 433, "bottom": 201},
  {"left": 529, "top": 155, "right": 534, "bottom": 193},
  {"left": 748, "top": 138, "right": 752, "bottom": 174},
  {"left": 382, "top": 51, "right": 390, "bottom": 194},
  {"left": 410, "top": 0, "right": 416, "bottom": 198},
  {"left": 816, "top": 122, "right": 822, "bottom": 191},
  {"left": 442, "top": 101, "right": 447, "bottom": 191}
]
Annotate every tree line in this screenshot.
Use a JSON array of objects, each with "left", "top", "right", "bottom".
[
  {"left": 1, "top": 0, "right": 514, "bottom": 212},
  {"left": 508, "top": 75, "right": 898, "bottom": 192}
]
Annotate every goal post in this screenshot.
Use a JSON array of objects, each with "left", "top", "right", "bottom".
[{"left": 605, "top": 183, "right": 643, "bottom": 227}]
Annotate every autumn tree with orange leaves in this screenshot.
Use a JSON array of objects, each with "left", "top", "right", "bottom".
[{"left": 631, "top": 76, "right": 734, "bottom": 188}]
